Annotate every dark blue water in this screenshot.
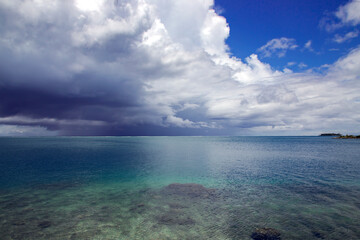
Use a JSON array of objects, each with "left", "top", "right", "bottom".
[{"left": 0, "top": 137, "right": 359, "bottom": 239}]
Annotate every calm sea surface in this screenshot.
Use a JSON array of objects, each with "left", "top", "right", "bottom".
[{"left": 0, "top": 136, "right": 359, "bottom": 239}]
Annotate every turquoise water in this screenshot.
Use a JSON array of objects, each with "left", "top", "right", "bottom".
[{"left": 0, "top": 136, "right": 360, "bottom": 239}]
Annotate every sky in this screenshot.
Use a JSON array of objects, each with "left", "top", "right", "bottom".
[{"left": 0, "top": 0, "right": 359, "bottom": 136}]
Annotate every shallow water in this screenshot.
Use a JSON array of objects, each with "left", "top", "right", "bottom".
[{"left": 0, "top": 136, "right": 360, "bottom": 239}]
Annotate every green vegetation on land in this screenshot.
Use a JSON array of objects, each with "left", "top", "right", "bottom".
[{"left": 320, "top": 133, "right": 360, "bottom": 139}]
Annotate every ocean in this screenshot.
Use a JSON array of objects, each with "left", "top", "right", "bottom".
[{"left": 0, "top": 136, "right": 359, "bottom": 239}]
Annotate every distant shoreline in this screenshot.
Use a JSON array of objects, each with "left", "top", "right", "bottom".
[
  {"left": 335, "top": 135, "right": 360, "bottom": 139},
  {"left": 320, "top": 133, "right": 360, "bottom": 139},
  {"left": 320, "top": 133, "right": 341, "bottom": 137}
]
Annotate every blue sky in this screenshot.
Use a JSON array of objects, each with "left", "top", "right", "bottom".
[
  {"left": 0, "top": 0, "right": 359, "bottom": 136},
  {"left": 217, "top": 0, "right": 360, "bottom": 70}
]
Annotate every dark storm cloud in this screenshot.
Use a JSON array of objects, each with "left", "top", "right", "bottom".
[
  {"left": 0, "top": 85, "right": 140, "bottom": 119},
  {"left": 0, "top": 0, "right": 158, "bottom": 134}
]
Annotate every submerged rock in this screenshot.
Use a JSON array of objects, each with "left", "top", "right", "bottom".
[
  {"left": 12, "top": 221, "right": 26, "bottom": 226},
  {"left": 251, "top": 227, "right": 281, "bottom": 240},
  {"left": 163, "top": 183, "right": 216, "bottom": 198},
  {"left": 37, "top": 221, "right": 51, "bottom": 229},
  {"left": 157, "top": 210, "right": 195, "bottom": 226},
  {"left": 312, "top": 231, "right": 325, "bottom": 239}
]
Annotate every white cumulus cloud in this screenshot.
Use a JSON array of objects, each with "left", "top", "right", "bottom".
[
  {"left": 336, "top": 0, "right": 360, "bottom": 26},
  {"left": 321, "top": 0, "right": 360, "bottom": 31}
]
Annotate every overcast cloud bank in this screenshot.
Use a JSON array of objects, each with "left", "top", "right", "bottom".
[{"left": 0, "top": 0, "right": 359, "bottom": 135}]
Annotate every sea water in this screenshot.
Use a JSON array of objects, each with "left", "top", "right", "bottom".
[{"left": 0, "top": 136, "right": 359, "bottom": 239}]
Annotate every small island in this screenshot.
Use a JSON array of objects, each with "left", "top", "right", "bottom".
[
  {"left": 320, "top": 133, "right": 360, "bottom": 139},
  {"left": 320, "top": 133, "right": 342, "bottom": 137},
  {"left": 335, "top": 135, "right": 360, "bottom": 139}
]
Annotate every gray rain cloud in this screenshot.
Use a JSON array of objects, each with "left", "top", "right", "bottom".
[{"left": 0, "top": 0, "right": 359, "bottom": 136}]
